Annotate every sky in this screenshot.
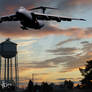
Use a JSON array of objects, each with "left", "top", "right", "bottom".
[{"left": 0, "top": 0, "right": 92, "bottom": 87}]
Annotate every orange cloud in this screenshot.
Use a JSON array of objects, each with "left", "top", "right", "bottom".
[
  {"left": 69, "top": 0, "right": 92, "bottom": 6},
  {"left": 0, "top": 24, "right": 92, "bottom": 39}
]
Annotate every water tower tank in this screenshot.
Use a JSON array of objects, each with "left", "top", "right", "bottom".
[{"left": 0, "top": 38, "right": 17, "bottom": 58}]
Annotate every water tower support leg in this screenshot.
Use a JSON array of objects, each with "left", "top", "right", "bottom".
[
  {"left": 7, "top": 58, "right": 9, "bottom": 82},
  {"left": 10, "top": 58, "right": 13, "bottom": 81},
  {"left": 0, "top": 56, "right": 1, "bottom": 81},
  {"left": 15, "top": 56, "right": 17, "bottom": 87},
  {"left": 16, "top": 54, "right": 19, "bottom": 87},
  {"left": 15, "top": 54, "right": 19, "bottom": 87},
  {"left": 4, "top": 58, "right": 6, "bottom": 82}
]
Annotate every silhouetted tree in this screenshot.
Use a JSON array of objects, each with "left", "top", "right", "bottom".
[
  {"left": 34, "top": 84, "right": 41, "bottom": 92},
  {"left": 0, "top": 85, "right": 2, "bottom": 92},
  {"left": 41, "top": 82, "right": 53, "bottom": 92},
  {"left": 64, "top": 80, "right": 68, "bottom": 88},
  {"left": 80, "top": 60, "right": 92, "bottom": 88},
  {"left": 68, "top": 80, "right": 74, "bottom": 89},
  {"left": 64, "top": 80, "right": 74, "bottom": 89},
  {"left": 26, "top": 80, "right": 34, "bottom": 92}
]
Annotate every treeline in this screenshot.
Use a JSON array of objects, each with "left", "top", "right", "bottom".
[
  {"left": 25, "top": 80, "right": 54, "bottom": 92},
  {"left": 24, "top": 79, "right": 74, "bottom": 92}
]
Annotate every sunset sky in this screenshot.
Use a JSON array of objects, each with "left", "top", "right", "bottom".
[{"left": 0, "top": 0, "right": 92, "bottom": 87}]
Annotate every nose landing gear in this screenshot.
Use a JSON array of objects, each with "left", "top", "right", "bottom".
[{"left": 21, "top": 26, "right": 28, "bottom": 30}]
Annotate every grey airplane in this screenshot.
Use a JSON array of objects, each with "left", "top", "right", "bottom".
[{"left": 0, "top": 6, "right": 86, "bottom": 30}]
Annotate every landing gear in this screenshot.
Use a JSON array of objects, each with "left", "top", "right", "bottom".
[
  {"left": 21, "top": 26, "right": 28, "bottom": 30},
  {"left": 0, "top": 19, "right": 2, "bottom": 23},
  {"left": 20, "top": 21, "right": 28, "bottom": 30}
]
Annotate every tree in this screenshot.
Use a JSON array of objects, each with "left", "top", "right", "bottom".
[
  {"left": 64, "top": 80, "right": 74, "bottom": 89},
  {"left": 80, "top": 60, "right": 92, "bottom": 88},
  {"left": 26, "top": 80, "right": 34, "bottom": 92},
  {"left": 41, "top": 82, "right": 53, "bottom": 92}
]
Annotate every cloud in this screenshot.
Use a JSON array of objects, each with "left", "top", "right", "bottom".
[
  {"left": 57, "top": 0, "right": 92, "bottom": 14},
  {"left": 47, "top": 41, "right": 92, "bottom": 72},
  {"left": 47, "top": 47, "right": 79, "bottom": 55},
  {"left": 19, "top": 61, "right": 57, "bottom": 69},
  {"left": 19, "top": 56, "right": 81, "bottom": 71},
  {"left": 18, "top": 39, "right": 37, "bottom": 46},
  {"left": 1, "top": 23, "right": 92, "bottom": 39},
  {"left": 20, "top": 40, "right": 92, "bottom": 73},
  {"left": 56, "top": 38, "right": 80, "bottom": 46},
  {"left": 1, "top": 0, "right": 92, "bottom": 11}
]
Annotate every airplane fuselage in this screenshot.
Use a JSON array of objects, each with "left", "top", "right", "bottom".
[{"left": 16, "top": 7, "right": 44, "bottom": 29}]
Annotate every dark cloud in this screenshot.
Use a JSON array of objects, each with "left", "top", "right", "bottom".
[
  {"left": 56, "top": 38, "right": 80, "bottom": 46},
  {"left": 57, "top": 78, "right": 66, "bottom": 81},
  {"left": 57, "top": 0, "right": 92, "bottom": 15},
  {"left": 57, "top": 77, "right": 81, "bottom": 81},
  {"left": 0, "top": 0, "right": 92, "bottom": 17},
  {"left": 1, "top": 0, "right": 92, "bottom": 18},
  {"left": 47, "top": 47, "right": 79, "bottom": 55},
  {"left": 81, "top": 41, "right": 89, "bottom": 45}
]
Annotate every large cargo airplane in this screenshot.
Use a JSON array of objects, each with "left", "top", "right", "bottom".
[{"left": 0, "top": 6, "right": 86, "bottom": 30}]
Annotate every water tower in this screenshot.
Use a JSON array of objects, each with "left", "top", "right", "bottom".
[{"left": 0, "top": 38, "right": 19, "bottom": 87}]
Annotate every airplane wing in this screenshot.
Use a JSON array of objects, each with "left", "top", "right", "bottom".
[
  {"left": 0, "top": 14, "right": 18, "bottom": 23},
  {"left": 32, "top": 13, "right": 86, "bottom": 22}
]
